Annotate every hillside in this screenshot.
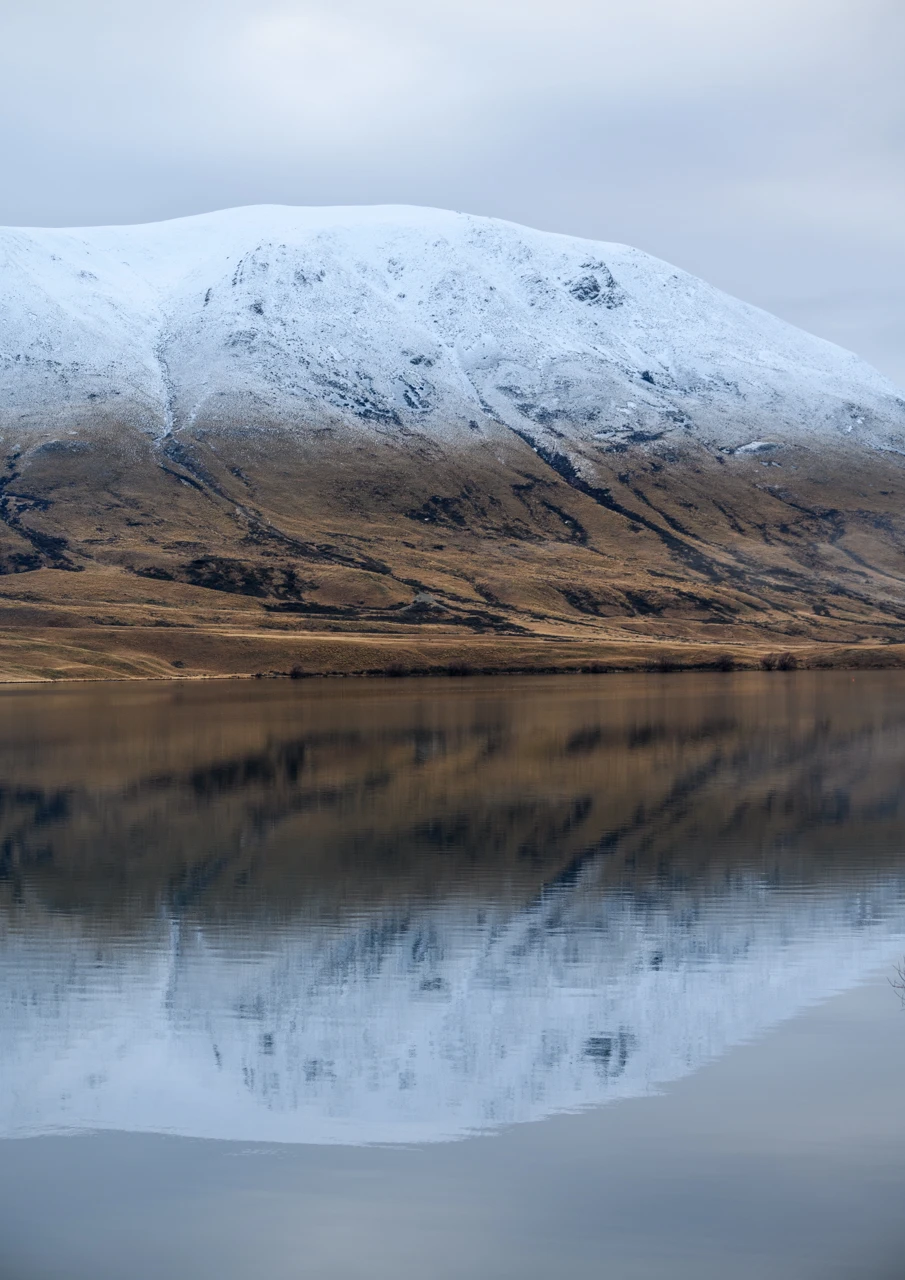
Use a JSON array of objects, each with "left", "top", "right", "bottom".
[{"left": 1, "top": 205, "right": 904, "bottom": 679}]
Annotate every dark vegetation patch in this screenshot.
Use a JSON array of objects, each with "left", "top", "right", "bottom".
[
  {"left": 0, "top": 464, "right": 79, "bottom": 573},
  {"left": 264, "top": 601, "right": 357, "bottom": 617},
  {"left": 560, "top": 587, "right": 620, "bottom": 617},
  {"left": 245, "top": 652, "right": 905, "bottom": 681},
  {"left": 673, "top": 590, "right": 740, "bottom": 619},
  {"left": 561, "top": 584, "right": 739, "bottom": 621},
  {"left": 539, "top": 500, "right": 588, "bottom": 543},
  {"left": 644, "top": 653, "right": 738, "bottom": 673},
  {"left": 624, "top": 590, "right": 663, "bottom": 616},
  {"left": 713, "top": 500, "right": 746, "bottom": 535},
  {"left": 406, "top": 495, "right": 467, "bottom": 527},
  {"left": 263, "top": 591, "right": 524, "bottom": 632},
  {"left": 135, "top": 558, "right": 318, "bottom": 600},
  {"left": 405, "top": 492, "right": 474, "bottom": 528},
  {"left": 761, "top": 652, "right": 799, "bottom": 671},
  {"left": 239, "top": 523, "right": 392, "bottom": 577},
  {"left": 133, "top": 566, "right": 176, "bottom": 582}
]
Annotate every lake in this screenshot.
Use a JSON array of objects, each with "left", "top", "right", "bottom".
[{"left": 1, "top": 673, "right": 904, "bottom": 1279}]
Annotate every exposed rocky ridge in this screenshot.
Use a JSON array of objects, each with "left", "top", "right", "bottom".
[{"left": 1, "top": 205, "right": 905, "bottom": 673}]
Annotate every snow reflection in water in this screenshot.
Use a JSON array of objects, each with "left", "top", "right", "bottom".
[{"left": 2, "top": 674, "right": 905, "bottom": 1144}]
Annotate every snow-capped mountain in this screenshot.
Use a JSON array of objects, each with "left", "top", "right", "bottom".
[
  {"left": 1, "top": 204, "right": 902, "bottom": 452},
  {"left": 2, "top": 870, "right": 903, "bottom": 1145},
  {"left": 2, "top": 205, "right": 905, "bottom": 666}
]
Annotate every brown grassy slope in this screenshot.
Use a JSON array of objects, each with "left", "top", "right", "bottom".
[{"left": 1, "top": 417, "right": 904, "bottom": 678}]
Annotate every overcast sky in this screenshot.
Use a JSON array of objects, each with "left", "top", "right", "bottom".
[{"left": 1, "top": 0, "right": 902, "bottom": 383}]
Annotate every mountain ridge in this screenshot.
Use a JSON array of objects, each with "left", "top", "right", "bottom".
[
  {"left": 1, "top": 205, "right": 904, "bottom": 678},
  {"left": 4, "top": 203, "right": 901, "bottom": 446}
]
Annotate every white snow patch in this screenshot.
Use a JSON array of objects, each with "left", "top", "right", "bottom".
[{"left": 0, "top": 205, "right": 902, "bottom": 457}]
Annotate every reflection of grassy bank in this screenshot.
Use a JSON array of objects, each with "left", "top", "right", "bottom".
[
  {"left": 1, "top": 624, "right": 905, "bottom": 682},
  {"left": 3, "top": 672, "right": 905, "bottom": 925}
]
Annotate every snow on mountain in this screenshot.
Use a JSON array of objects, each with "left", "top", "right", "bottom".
[
  {"left": 2, "top": 204, "right": 902, "bottom": 455},
  {"left": 3, "top": 871, "right": 904, "bottom": 1145}
]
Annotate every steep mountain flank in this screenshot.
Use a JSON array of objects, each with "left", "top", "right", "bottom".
[{"left": 1, "top": 205, "right": 904, "bottom": 677}]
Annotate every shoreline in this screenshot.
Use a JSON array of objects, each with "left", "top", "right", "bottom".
[{"left": 2, "top": 626, "right": 905, "bottom": 683}]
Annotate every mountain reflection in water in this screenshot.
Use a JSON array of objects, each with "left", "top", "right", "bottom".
[{"left": 2, "top": 673, "right": 905, "bottom": 1144}]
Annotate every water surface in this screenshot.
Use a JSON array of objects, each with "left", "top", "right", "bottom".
[{"left": 1, "top": 674, "right": 904, "bottom": 1277}]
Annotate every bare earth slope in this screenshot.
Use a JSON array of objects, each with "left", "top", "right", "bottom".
[{"left": 1, "top": 205, "right": 905, "bottom": 679}]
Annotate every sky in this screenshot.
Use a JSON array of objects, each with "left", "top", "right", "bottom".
[{"left": 1, "top": 0, "right": 902, "bottom": 384}]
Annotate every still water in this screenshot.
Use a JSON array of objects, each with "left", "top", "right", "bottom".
[{"left": 1, "top": 673, "right": 904, "bottom": 1278}]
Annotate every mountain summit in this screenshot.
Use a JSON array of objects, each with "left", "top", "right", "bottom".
[
  {"left": 1, "top": 206, "right": 904, "bottom": 677},
  {"left": 3, "top": 204, "right": 902, "bottom": 449}
]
